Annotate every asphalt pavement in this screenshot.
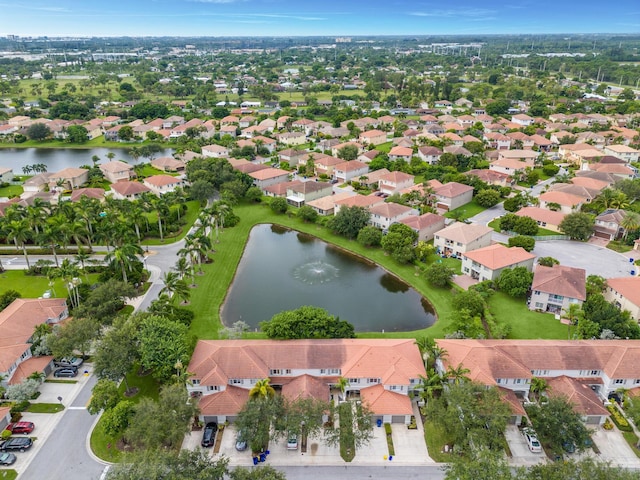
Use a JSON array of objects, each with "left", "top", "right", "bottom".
[{"left": 273, "top": 465, "right": 446, "bottom": 480}]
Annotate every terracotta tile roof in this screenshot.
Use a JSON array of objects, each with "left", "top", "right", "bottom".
[
  {"left": 465, "top": 169, "right": 512, "bottom": 183},
  {"left": 400, "top": 213, "right": 446, "bottom": 230},
  {"left": 0, "top": 299, "right": 67, "bottom": 348},
  {"left": 438, "top": 339, "right": 640, "bottom": 382},
  {"left": 248, "top": 168, "right": 289, "bottom": 181},
  {"left": 360, "top": 384, "right": 413, "bottom": 415},
  {"left": 607, "top": 277, "right": 640, "bottom": 307},
  {"left": 379, "top": 171, "right": 414, "bottom": 184},
  {"left": 99, "top": 161, "right": 133, "bottom": 173},
  {"left": 144, "top": 174, "right": 182, "bottom": 187},
  {"left": 515, "top": 207, "right": 565, "bottom": 226},
  {"left": 281, "top": 375, "right": 330, "bottom": 402},
  {"left": 189, "top": 339, "right": 424, "bottom": 387},
  {"left": 289, "top": 181, "right": 332, "bottom": 194},
  {"left": 389, "top": 146, "right": 413, "bottom": 157},
  {"left": 463, "top": 244, "right": 535, "bottom": 271},
  {"left": 434, "top": 182, "right": 473, "bottom": 198},
  {"left": 369, "top": 202, "right": 414, "bottom": 218},
  {"left": 531, "top": 265, "right": 586, "bottom": 301},
  {"left": 70, "top": 188, "right": 105, "bottom": 202},
  {"left": 110, "top": 181, "right": 151, "bottom": 196},
  {"left": 198, "top": 385, "right": 249, "bottom": 416},
  {"left": 570, "top": 177, "right": 610, "bottom": 192},
  {"left": 435, "top": 223, "right": 493, "bottom": 244},
  {"left": 546, "top": 376, "right": 609, "bottom": 416},
  {"left": 263, "top": 180, "right": 302, "bottom": 196},
  {"left": 335, "top": 160, "right": 368, "bottom": 172},
  {"left": 51, "top": 167, "right": 88, "bottom": 179},
  {"left": 498, "top": 387, "right": 526, "bottom": 416},
  {"left": 306, "top": 192, "right": 354, "bottom": 211},
  {"left": 8, "top": 356, "right": 53, "bottom": 385},
  {"left": 539, "top": 191, "right": 585, "bottom": 207},
  {"left": 335, "top": 194, "right": 384, "bottom": 209},
  {"left": 548, "top": 183, "right": 599, "bottom": 201},
  {"left": 590, "top": 163, "right": 634, "bottom": 175}
]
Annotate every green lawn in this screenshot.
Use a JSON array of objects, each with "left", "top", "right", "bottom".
[
  {"left": 26, "top": 403, "right": 65, "bottom": 413},
  {"left": 607, "top": 241, "right": 633, "bottom": 253},
  {"left": 487, "top": 292, "right": 567, "bottom": 339},
  {"left": 376, "top": 142, "right": 393, "bottom": 153},
  {"left": 143, "top": 200, "right": 200, "bottom": 246},
  {"left": 622, "top": 431, "right": 640, "bottom": 459},
  {"left": 90, "top": 364, "right": 161, "bottom": 463},
  {"left": 0, "top": 185, "right": 23, "bottom": 197},
  {"left": 0, "top": 469, "right": 18, "bottom": 480},
  {"left": 0, "top": 270, "right": 100, "bottom": 298},
  {"left": 488, "top": 218, "right": 564, "bottom": 237},
  {"left": 0, "top": 137, "right": 129, "bottom": 150},
  {"left": 423, "top": 416, "right": 452, "bottom": 463},
  {"left": 444, "top": 199, "right": 488, "bottom": 221},
  {"left": 135, "top": 164, "right": 166, "bottom": 178}
]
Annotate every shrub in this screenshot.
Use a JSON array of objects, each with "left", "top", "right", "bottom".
[
  {"left": 607, "top": 404, "right": 633, "bottom": 432},
  {"left": 0, "top": 430, "right": 11, "bottom": 440}
]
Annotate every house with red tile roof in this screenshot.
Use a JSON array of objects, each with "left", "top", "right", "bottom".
[
  {"left": 464, "top": 169, "right": 514, "bottom": 187},
  {"left": 0, "top": 298, "right": 67, "bottom": 385},
  {"left": 109, "top": 180, "right": 152, "bottom": 200},
  {"left": 186, "top": 339, "right": 425, "bottom": 424},
  {"left": 201, "top": 144, "right": 229, "bottom": 158},
  {"left": 434, "top": 223, "right": 493, "bottom": 258},
  {"left": 70, "top": 188, "right": 105, "bottom": 203},
  {"left": 249, "top": 168, "right": 290, "bottom": 190},
  {"left": 435, "top": 339, "right": 640, "bottom": 425},
  {"left": 388, "top": 146, "right": 413, "bottom": 162},
  {"left": 99, "top": 161, "right": 134, "bottom": 184},
  {"left": 593, "top": 209, "right": 627, "bottom": 241},
  {"left": 143, "top": 175, "right": 185, "bottom": 196},
  {"left": 333, "top": 160, "right": 369, "bottom": 183},
  {"left": 514, "top": 206, "right": 565, "bottom": 232},
  {"left": 433, "top": 182, "right": 474, "bottom": 211},
  {"left": 277, "top": 131, "right": 306, "bottom": 146},
  {"left": 529, "top": 264, "right": 586, "bottom": 314},
  {"left": 334, "top": 194, "right": 385, "bottom": 214},
  {"left": 461, "top": 244, "right": 535, "bottom": 282},
  {"left": 378, "top": 171, "right": 415, "bottom": 195},
  {"left": 605, "top": 277, "right": 640, "bottom": 321},
  {"left": 368, "top": 203, "right": 418, "bottom": 230},
  {"left": 48, "top": 167, "right": 89, "bottom": 189},
  {"left": 151, "top": 157, "right": 186, "bottom": 173},
  {"left": 417, "top": 146, "right": 442, "bottom": 165},
  {"left": 539, "top": 191, "right": 586, "bottom": 214},
  {"left": 399, "top": 213, "right": 446, "bottom": 242},
  {"left": 358, "top": 129, "right": 387, "bottom": 146}
]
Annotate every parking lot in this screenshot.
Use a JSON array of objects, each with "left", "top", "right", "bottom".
[{"left": 9, "top": 363, "right": 93, "bottom": 476}]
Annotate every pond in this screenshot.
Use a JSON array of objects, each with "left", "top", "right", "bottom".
[
  {"left": 0, "top": 147, "right": 174, "bottom": 173},
  {"left": 221, "top": 224, "right": 435, "bottom": 332}
]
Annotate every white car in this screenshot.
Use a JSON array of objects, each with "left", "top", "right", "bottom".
[{"left": 523, "top": 428, "right": 542, "bottom": 453}]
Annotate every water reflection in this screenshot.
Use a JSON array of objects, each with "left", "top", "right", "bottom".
[{"left": 221, "top": 224, "right": 435, "bottom": 332}]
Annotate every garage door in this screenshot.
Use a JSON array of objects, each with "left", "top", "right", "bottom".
[
  {"left": 585, "top": 416, "right": 602, "bottom": 425},
  {"left": 391, "top": 415, "right": 406, "bottom": 424},
  {"left": 593, "top": 230, "right": 613, "bottom": 240}
]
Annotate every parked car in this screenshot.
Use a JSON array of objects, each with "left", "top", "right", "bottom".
[
  {"left": 0, "top": 452, "right": 16, "bottom": 466},
  {"left": 54, "top": 367, "right": 78, "bottom": 378},
  {"left": 235, "top": 431, "right": 247, "bottom": 452},
  {"left": 6, "top": 422, "right": 34, "bottom": 434},
  {"left": 523, "top": 428, "right": 542, "bottom": 453},
  {"left": 201, "top": 422, "right": 217, "bottom": 448},
  {"left": 330, "top": 179, "right": 339, "bottom": 184},
  {"left": 287, "top": 433, "right": 298, "bottom": 450},
  {"left": 53, "top": 357, "right": 83, "bottom": 368},
  {"left": 0, "top": 437, "right": 33, "bottom": 452}
]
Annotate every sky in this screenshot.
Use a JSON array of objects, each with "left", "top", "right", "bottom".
[{"left": 1, "top": 0, "right": 639, "bottom": 38}]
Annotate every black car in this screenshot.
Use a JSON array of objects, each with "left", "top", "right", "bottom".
[
  {"left": 0, "top": 452, "right": 16, "bottom": 465},
  {"left": 201, "top": 422, "right": 217, "bottom": 448},
  {"left": 0, "top": 437, "right": 33, "bottom": 452},
  {"left": 54, "top": 367, "right": 78, "bottom": 378}
]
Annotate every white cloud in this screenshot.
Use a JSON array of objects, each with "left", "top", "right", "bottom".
[{"left": 409, "top": 8, "right": 495, "bottom": 18}]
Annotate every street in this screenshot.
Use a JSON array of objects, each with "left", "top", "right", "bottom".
[{"left": 274, "top": 465, "right": 446, "bottom": 479}]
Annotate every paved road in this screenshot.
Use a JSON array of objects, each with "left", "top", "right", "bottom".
[
  {"left": 273, "top": 465, "right": 446, "bottom": 480},
  {"left": 20, "top": 375, "right": 108, "bottom": 480}
]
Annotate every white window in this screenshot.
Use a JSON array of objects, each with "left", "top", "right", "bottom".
[
  {"left": 614, "top": 379, "right": 625, "bottom": 385},
  {"left": 285, "top": 369, "right": 292, "bottom": 375},
  {"left": 390, "top": 385, "right": 398, "bottom": 390},
  {"left": 230, "top": 379, "right": 242, "bottom": 385},
  {"left": 206, "top": 385, "right": 218, "bottom": 391},
  {"left": 496, "top": 379, "right": 503, "bottom": 384},
  {"left": 270, "top": 369, "right": 282, "bottom": 376},
  {"left": 192, "top": 379, "right": 200, "bottom": 385},
  {"left": 590, "top": 370, "right": 599, "bottom": 376},
  {"left": 329, "top": 368, "right": 341, "bottom": 375},
  {"left": 368, "top": 378, "right": 380, "bottom": 384},
  {"left": 349, "top": 378, "right": 359, "bottom": 384}
]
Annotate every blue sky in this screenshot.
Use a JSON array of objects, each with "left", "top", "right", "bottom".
[{"left": 1, "top": 0, "right": 639, "bottom": 37}]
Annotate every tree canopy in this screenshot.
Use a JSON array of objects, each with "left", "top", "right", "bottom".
[{"left": 260, "top": 306, "right": 355, "bottom": 339}]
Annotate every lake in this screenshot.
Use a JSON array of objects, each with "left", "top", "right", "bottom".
[
  {"left": 221, "top": 224, "right": 436, "bottom": 332},
  {"left": 0, "top": 147, "right": 174, "bottom": 173}
]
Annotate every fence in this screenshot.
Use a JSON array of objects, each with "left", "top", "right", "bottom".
[{"left": 502, "top": 231, "right": 571, "bottom": 241}]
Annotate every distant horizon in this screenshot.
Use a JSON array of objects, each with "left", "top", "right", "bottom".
[{"left": 2, "top": 0, "right": 639, "bottom": 38}]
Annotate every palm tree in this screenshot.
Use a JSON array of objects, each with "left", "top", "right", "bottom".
[
  {"left": 74, "top": 250, "right": 92, "bottom": 280},
  {"left": 249, "top": 378, "right": 275, "bottom": 401},
  {"left": 7, "top": 219, "right": 32, "bottom": 268},
  {"left": 530, "top": 377, "right": 549, "bottom": 403},
  {"left": 418, "top": 369, "right": 444, "bottom": 405},
  {"left": 173, "top": 256, "right": 190, "bottom": 280},
  {"left": 563, "top": 303, "right": 584, "bottom": 339},
  {"left": 620, "top": 211, "right": 640, "bottom": 241},
  {"left": 446, "top": 364, "right": 471, "bottom": 385},
  {"left": 106, "top": 243, "right": 143, "bottom": 284},
  {"left": 58, "top": 259, "right": 81, "bottom": 308},
  {"left": 160, "top": 271, "right": 190, "bottom": 304},
  {"left": 336, "top": 377, "right": 350, "bottom": 400}
]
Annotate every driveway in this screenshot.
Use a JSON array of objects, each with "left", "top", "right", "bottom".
[
  {"left": 532, "top": 240, "right": 635, "bottom": 278},
  {"left": 505, "top": 426, "right": 546, "bottom": 466},
  {"left": 592, "top": 428, "right": 640, "bottom": 468}
]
